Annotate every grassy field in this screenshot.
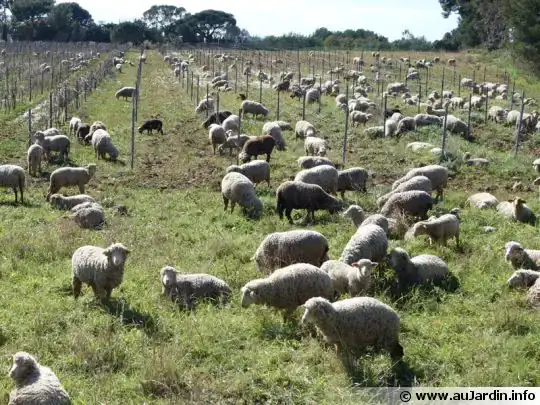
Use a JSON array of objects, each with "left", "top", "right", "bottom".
[{"left": 1, "top": 49, "right": 540, "bottom": 404}]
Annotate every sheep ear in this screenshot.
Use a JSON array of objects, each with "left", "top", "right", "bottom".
[
  {"left": 103, "top": 248, "right": 111, "bottom": 257},
  {"left": 370, "top": 261, "right": 378, "bottom": 268},
  {"left": 507, "top": 199, "right": 514, "bottom": 203},
  {"left": 351, "top": 262, "right": 360, "bottom": 268}
]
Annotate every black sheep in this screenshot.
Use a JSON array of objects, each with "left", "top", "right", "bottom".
[{"left": 138, "top": 119, "right": 164, "bottom": 135}]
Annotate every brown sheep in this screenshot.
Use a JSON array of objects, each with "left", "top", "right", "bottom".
[{"left": 240, "top": 135, "right": 275, "bottom": 163}]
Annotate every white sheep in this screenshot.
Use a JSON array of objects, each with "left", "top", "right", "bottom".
[
  {"left": 413, "top": 113, "right": 442, "bottom": 129},
  {"left": 349, "top": 111, "right": 372, "bottom": 127},
  {"left": 241, "top": 263, "right": 334, "bottom": 321},
  {"left": 497, "top": 197, "right": 536, "bottom": 225},
  {"left": 377, "top": 175, "right": 432, "bottom": 209},
  {"left": 69, "top": 116, "right": 81, "bottom": 136},
  {"left": 226, "top": 161, "right": 270, "bottom": 186},
  {"left": 195, "top": 97, "right": 214, "bottom": 114},
  {"left": 294, "top": 165, "right": 338, "bottom": 195},
  {"left": 340, "top": 224, "right": 388, "bottom": 265},
  {"left": 297, "top": 156, "right": 335, "bottom": 169},
  {"left": 507, "top": 269, "right": 540, "bottom": 288},
  {"left": 115, "top": 86, "right": 136, "bottom": 100},
  {"left": 405, "top": 209, "right": 460, "bottom": 246},
  {"left": 91, "top": 129, "right": 119, "bottom": 160},
  {"left": 8, "top": 351, "right": 71, "bottom": 405},
  {"left": 26, "top": 142, "right": 43, "bottom": 177},
  {"left": 222, "top": 114, "right": 240, "bottom": 134},
  {"left": 304, "top": 136, "right": 329, "bottom": 157},
  {"left": 389, "top": 247, "right": 449, "bottom": 286},
  {"left": 527, "top": 278, "right": 540, "bottom": 307},
  {"left": 300, "top": 296, "right": 403, "bottom": 360},
  {"left": 221, "top": 172, "right": 263, "bottom": 219},
  {"left": 466, "top": 192, "right": 499, "bottom": 209},
  {"left": 0, "top": 164, "right": 25, "bottom": 204},
  {"left": 35, "top": 132, "right": 70, "bottom": 162},
  {"left": 240, "top": 100, "right": 269, "bottom": 119},
  {"left": 337, "top": 167, "right": 372, "bottom": 199},
  {"left": 295, "top": 120, "right": 316, "bottom": 139},
  {"left": 262, "top": 121, "right": 286, "bottom": 151},
  {"left": 392, "top": 164, "right": 449, "bottom": 201},
  {"left": 208, "top": 124, "right": 227, "bottom": 154},
  {"left": 363, "top": 126, "right": 385, "bottom": 138},
  {"left": 504, "top": 241, "right": 540, "bottom": 270},
  {"left": 72, "top": 242, "right": 130, "bottom": 300},
  {"left": 46, "top": 164, "right": 97, "bottom": 201},
  {"left": 50, "top": 193, "right": 95, "bottom": 210},
  {"left": 71, "top": 202, "right": 105, "bottom": 229},
  {"left": 380, "top": 190, "right": 433, "bottom": 220},
  {"left": 321, "top": 258, "right": 376, "bottom": 297}
]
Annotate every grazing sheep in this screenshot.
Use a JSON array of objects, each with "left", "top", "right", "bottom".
[
  {"left": 91, "top": 129, "right": 119, "bottom": 160},
  {"left": 221, "top": 172, "right": 263, "bottom": 219},
  {"left": 239, "top": 135, "right": 275, "bottom": 163},
  {"left": 339, "top": 224, "right": 388, "bottom": 265},
  {"left": 240, "top": 100, "right": 269, "bottom": 119},
  {"left": 363, "top": 126, "right": 385, "bottom": 138},
  {"left": 262, "top": 121, "right": 286, "bottom": 151},
  {"left": 195, "top": 97, "right": 214, "bottom": 114},
  {"left": 115, "top": 86, "right": 136, "bottom": 100},
  {"left": 405, "top": 210, "right": 460, "bottom": 246},
  {"left": 360, "top": 214, "right": 391, "bottom": 236},
  {"left": 295, "top": 120, "right": 316, "bottom": 139},
  {"left": 159, "top": 266, "right": 231, "bottom": 309},
  {"left": 218, "top": 134, "right": 254, "bottom": 156},
  {"left": 389, "top": 247, "right": 449, "bottom": 286},
  {"left": 304, "top": 136, "right": 329, "bottom": 157},
  {"left": 504, "top": 241, "right": 540, "bottom": 270},
  {"left": 253, "top": 230, "right": 330, "bottom": 274},
  {"left": 321, "top": 259, "right": 376, "bottom": 297},
  {"left": 392, "top": 165, "right": 449, "bottom": 201},
  {"left": 413, "top": 113, "right": 442, "bottom": 129},
  {"left": 138, "top": 119, "right": 164, "bottom": 134},
  {"left": 527, "top": 278, "right": 540, "bottom": 307},
  {"left": 380, "top": 190, "right": 433, "bottom": 220},
  {"left": 0, "top": 164, "right": 25, "bottom": 204},
  {"left": 337, "top": 167, "right": 372, "bottom": 199},
  {"left": 222, "top": 114, "right": 240, "bottom": 134},
  {"left": 294, "top": 165, "right": 339, "bottom": 195},
  {"left": 42, "top": 128, "right": 60, "bottom": 137},
  {"left": 69, "top": 116, "right": 81, "bottom": 136},
  {"left": 83, "top": 121, "right": 107, "bottom": 144},
  {"left": 507, "top": 269, "right": 540, "bottom": 288},
  {"left": 226, "top": 161, "right": 270, "bottom": 186},
  {"left": 276, "top": 181, "right": 343, "bottom": 224},
  {"left": 202, "top": 111, "right": 233, "bottom": 128},
  {"left": 26, "top": 142, "right": 43, "bottom": 177},
  {"left": 71, "top": 202, "right": 105, "bottom": 229},
  {"left": 72, "top": 242, "right": 130, "bottom": 300},
  {"left": 76, "top": 123, "right": 90, "bottom": 143},
  {"left": 377, "top": 176, "right": 432, "bottom": 209},
  {"left": 396, "top": 117, "right": 415, "bottom": 135},
  {"left": 497, "top": 197, "right": 536, "bottom": 225},
  {"left": 241, "top": 263, "right": 334, "bottom": 321},
  {"left": 349, "top": 111, "right": 372, "bottom": 127},
  {"left": 466, "top": 192, "right": 499, "bottom": 209},
  {"left": 488, "top": 106, "right": 508, "bottom": 123},
  {"left": 275, "top": 121, "right": 293, "bottom": 131},
  {"left": 8, "top": 351, "right": 71, "bottom": 405},
  {"left": 35, "top": 132, "right": 70, "bottom": 162},
  {"left": 50, "top": 193, "right": 95, "bottom": 210},
  {"left": 46, "top": 164, "right": 97, "bottom": 201},
  {"left": 445, "top": 115, "right": 470, "bottom": 138},
  {"left": 300, "top": 296, "right": 403, "bottom": 360},
  {"left": 297, "top": 156, "right": 335, "bottom": 169},
  {"left": 208, "top": 124, "right": 227, "bottom": 154},
  {"left": 341, "top": 205, "right": 366, "bottom": 227}
]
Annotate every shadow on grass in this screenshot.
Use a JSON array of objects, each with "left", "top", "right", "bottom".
[
  {"left": 0, "top": 199, "right": 41, "bottom": 208},
  {"left": 100, "top": 298, "right": 158, "bottom": 334}
]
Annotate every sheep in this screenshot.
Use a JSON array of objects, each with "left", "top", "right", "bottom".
[
  {"left": 71, "top": 202, "right": 105, "bottom": 229},
  {"left": 262, "top": 121, "right": 286, "bottom": 151},
  {"left": 294, "top": 165, "right": 339, "bottom": 195},
  {"left": 0, "top": 164, "right": 25, "bottom": 204},
  {"left": 91, "top": 129, "right": 119, "bottom": 160},
  {"left": 138, "top": 119, "right": 164, "bottom": 134},
  {"left": 321, "top": 259, "right": 376, "bottom": 297},
  {"left": 222, "top": 114, "right": 240, "bottom": 134},
  {"left": 463, "top": 152, "right": 488, "bottom": 166},
  {"left": 83, "top": 121, "right": 107, "bottom": 144},
  {"left": 392, "top": 165, "right": 449, "bottom": 201},
  {"left": 337, "top": 167, "right": 372, "bottom": 199},
  {"left": 159, "top": 266, "right": 231, "bottom": 309},
  {"left": 226, "top": 161, "right": 270, "bottom": 186},
  {"left": 295, "top": 120, "right": 316, "bottom": 139},
  {"left": 115, "top": 86, "right": 136, "bottom": 100},
  {"left": 26, "top": 142, "right": 43, "bottom": 177},
  {"left": 533, "top": 158, "right": 540, "bottom": 172},
  {"left": 300, "top": 296, "right": 403, "bottom": 360},
  {"left": 387, "top": 82, "right": 408, "bottom": 93},
  {"left": 239, "top": 135, "right": 275, "bottom": 163},
  {"left": 380, "top": 190, "right": 433, "bottom": 220},
  {"left": 527, "top": 278, "right": 540, "bottom": 307},
  {"left": 252, "top": 230, "right": 330, "bottom": 274},
  {"left": 406, "top": 142, "right": 434, "bottom": 152},
  {"left": 297, "top": 156, "right": 335, "bottom": 169},
  {"left": 8, "top": 351, "right": 71, "bottom": 405},
  {"left": 115, "top": 63, "right": 123, "bottom": 73},
  {"left": 506, "top": 110, "right": 521, "bottom": 126},
  {"left": 466, "top": 192, "right": 499, "bottom": 209},
  {"left": 396, "top": 117, "right": 415, "bottom": 135},
  {"left": 50, "top": 193, "right": 95, "bottom": 210},
  {"left": 72, "top": 242, "right": 130, "bottom": 300},
  {"left": 488, "top": 106, "right": 508, "bottom": 123},
  {"left": 461, "top": 77, "right": 474, "bottom": 87},
  {"left": 276, "top": 181, "right": 343, "bottom": 224},
  {"left": 504, "top": 241, "right": 540, "bottom": 270},
  {"left": 275, "top": 121, "right": 293, "bottom": 131},
  {"left": 76, "top": 123, "right": 90, "bottom": 143},
  {"left": 46, "top": 164, "right": 97, "bottom": 201},
  {"left": 195, "top": 97, "right": 214, "bottom": 114},
  {"left": 445, "top": 115, "right": 470, "bottom": 138},
  {"left": 349, "top": 111, "right": 372, "bottom": 127},
  {"left": 304, "top": 136, "right": 329, "bottom": 157},
  {"left": 413, "top": 113, "right": 442, "bottom": 129},
  {"left": 69, "top": 116, "right": 81, "bottom": 136},
  {"left": 305, "top": 88, "right": 321, "bottom": 103},
  {"left": 240, "top": 100, "right": 269, "bottom": 119},
  {"left": 42, "top": 127, "right": 60, "bottom": 137},
  {"left": 218, "top": 134, "right": 254, "bottom": 156},
  {"left": 377, "top": 176, "right": 432, "bottom": 209},
  {"left": 363, "top": 126, "right": 385, "bottom": 138},
  {"left": 360, "top": 214, "right": 391, "bottom": 236},
  {"left": 35, "top": 132, "right": 70, "bottom": 162},
  {"left": 405, "top": 210, "right": 460, "bottom": 246},
  {"left": 341, "top": 204, "right": 366, "bottom": 228},
  {"left": 389, "top": 247, "right": 449, "bottom": 286},
  {"left": 339, "top": 223, "right": 388, "bottom": 265},
  {"left": 201, "top": 110, "right": 232, "bottom": 128},
  {"left": 497, "top": 197, "right": 536, "bottom": 225},
  {"left": 208, "top": 124, "right": 227, "bottom": 154},
  {"left": 241, "top": 263, "right": 334, "bottom": 321},
  {"left": 507, "top": 269, "right": 540, "bottom": 288},
  {"left": 221, "top": 172, "right": 263, "bottom": 219}
]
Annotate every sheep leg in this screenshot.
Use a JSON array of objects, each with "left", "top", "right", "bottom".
[
  {"left": 72, "top": 277, "right": 82, "bottom": 298},
  {"left": 78, "top": 184, "right": 85, "bottom": 193},
  {"left": 340, "top": 191, "right": 345, "bottom": 199},
  {"left": 105, "top": 287, "right": 113, "bottom": 300},
  {"left": 390, "top": 342, "right": 404, "bottom": 362},
  {"left": 230, "top": 201, "right": 236, "bottom": 213},
  {"left": 12, "top": 187, "right": 18, "bottom": 203},
  {"left": 94, "top": 285, "right": 108, "bottom": 301},
  {"left": 455, "top": 234, "right": 460, "bottom": 247},
  {"left": 222, "top": 196, "right": 229, "bottom": 211},
  {"left": 285, "top": 208, "right": 294, "bottom": 224},
  {"left": 266, "top": 153, "right": 271, "bottom": 163}
]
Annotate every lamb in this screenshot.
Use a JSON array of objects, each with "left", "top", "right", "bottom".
[
  {"left": 392, "top": 164, "right": 449, "bottom": 201},
  {"left": 504, "top": 241, "right": 540, "bottom": 270},
  {"left": 295, "top": 120, "right": 316, "bottom": 139},
  {"left": 71, "top": 202, "right": 105, "bottom": 229},
  {"left": 404, "top": 209, "right": 460, "bottom": 246},
  {"left": 221, "top": 172, "right": 263, "bottom": 219},
  {"left": 507, "top": 269, "right": 540, "bottom": 288},
  {"left": 46, "top": 164, "right": 97, "bottom": 201},
  {"left": 262, "top": 121, "right": 286, "bottom": 151},
  {"left": 380, "top": 190, "right": 433, "bottom": 220},
  {"left": 138, "top": 119, "right": 164, "bottom": 134},
  {"left": 294, "top": 165, "right": 339, "bottom": 195},
  {"left": 413, "top": 113, "right": 442, "bottom": 129},
  {"left": 226, "top": 160, "right": 270, "bottom": 186},
  {"left": 240, "top": 100, "right": 269, "bottom": 119},
  {"left": 337, "top": 167, "right": 372, "bottom": 199},
  {"left": 497, "top": 197, "right": 536, "bottom": 225},
  {"left": 239, "top": 135, "right": 275, "bottom": 163},
  {"left": 218, "top": 134, "right": 254, "bottom": 156},
  {"left": 321, "top": 259, "right": 376, "bottom": 297},
  {"left": 349, "top": 111, "right": 372, "bottom": 127},
  {"left": 8, "top": 351, "right": 71, "bottom": 405},
  {"left": 276, "top": 180, "right": 343, "bottom": 224},
  {"left": 252, "top": 230, "right": 330, "bottom": 274},
  {"left": 377, "top": 175, "right": 432, "bottom": 209},
  {"left": 115, "top": 86, "right": 136, "bottom": 100},
  {"left": 35, "top": 132, "right": 70, "bottom": 162},
  {"left": 27, "top": 142, "right": 43, "bottom": 177},
  {"left": 159, "top": 266, "right": 231, "bottom": 309},
  {"left": 304, "top": 136, "right": 329, "bottom": 157},
  {"left": 69, "top": 116, "right": 81, "bottom": 136},
  {"left": 339, "top": 224, "right": 388, "bottom": 265},
  {"left": 466, "top": 192, "right": 499, "bottom": 209},
  {"left": 91, "top": 129, "right": 119, "bottom": 160},
  {"left": 72, "top": 242, "right": 130, "bottom": 301},
  {"left": 389, "top": 247, "right": 449, "bottom": 286},
  {"left": 0, "top": 164, "right": 25, "bottom": 204},
  {"left": 297, "top": 156, "right": 335, "bottom": 169},
  {"left": 300, "top": 296, "right": 403, "bottom": 360},
  {"left": 445, "top": 115, "right": 469, "bottom": 138},
  {"left": 385, "top": 118, "right": 399, "bottom": 137},
  {"left": 222, "top": 114, "right": 240, "bottom": 134},
  {"left": 241, "top": 263, "right": 334, "bottom": 321},
  {"left": 208, "top": 124, "right": 227, "bottom": 154},
  {"left": 341, "top": 204, "right": 366, "bottom": 227},
  {"left": 76, "top": 123, "right": 90, "bottom": 143},
  {"left": 49, "top": 193, "right": 95, "bottom": 210},
  {"left": 202, "top": 110, "right": 232, "bottom": 128}
]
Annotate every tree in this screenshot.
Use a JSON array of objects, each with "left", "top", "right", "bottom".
[
  {"left": 142, "top": 5, "right": 185, "bottom": 30},
  {"left": 48, "top": 2, "right": 92, "bottom": 41},
  {"left": 111, "top": 20, "right": 146, "bottom": 44},
  {"left": 189, "top": 9, "right": 236, "bottom": 42},
  {"left": 11, "top": 0, "right": 54, "bottom": 23}
]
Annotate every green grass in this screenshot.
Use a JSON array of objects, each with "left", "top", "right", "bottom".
[{"left": 1, "top": 49, "right": 540, "bottom": 404}]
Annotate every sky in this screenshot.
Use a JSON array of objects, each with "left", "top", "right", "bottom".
[{"left": 56, "top": 0, "right": 459, "bottom": 41}]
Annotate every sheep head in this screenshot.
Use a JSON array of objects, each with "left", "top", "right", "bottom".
[
  {"left": 160, "top": 266, "right": 177, "bottom": 289},
  {"left": 104, "top": 243, "right": 130, "bottom": 267},
  {"left": 300, "top": 297, "right": 333, "bottom": 325},
  {"left": 9, "top": 352, "right": 38, "bottom": 385},
  {"left": 351, "top": 259, "right": 378, "bottom": 278}
]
